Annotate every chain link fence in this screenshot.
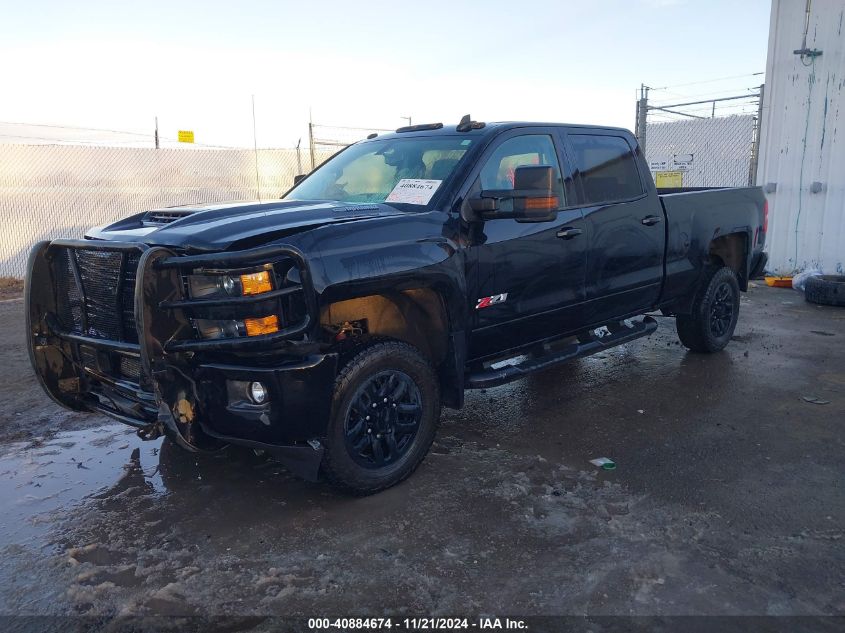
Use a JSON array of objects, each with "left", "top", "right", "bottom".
[
  {"left": 644, "top": 115, "right": 757, "bottom": 187},
  {"left": 635, "top": 85, "right": 763, "bottom": 188},
  {"left": 0, "top": 144, "right": 335, "bottom": 278},
  {"left": 307, "top": 123, "right": 393, "bottom": 168}
]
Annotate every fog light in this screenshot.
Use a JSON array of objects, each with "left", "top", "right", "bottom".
[{"left": 249, "top": 381, "right": 268, "bottom": 404}]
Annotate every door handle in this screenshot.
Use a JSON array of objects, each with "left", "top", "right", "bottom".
[
  {"left": 641, "top": 215, "right": 662, "bottom": 226},
  {"left": 556, "top": 227, "right": 583, "bottom": 240}
]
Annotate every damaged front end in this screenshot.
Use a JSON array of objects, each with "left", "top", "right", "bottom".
[{"left": 26, "top": 239, "right": 338, "bottom": 480}]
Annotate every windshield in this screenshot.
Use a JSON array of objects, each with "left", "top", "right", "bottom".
[{"left": 284, "top": 137, "right": 473, "bottom": 207}]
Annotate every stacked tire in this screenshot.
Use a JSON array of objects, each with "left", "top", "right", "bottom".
[{"left": 804, "top": 275, "right": 845, "bottom": 307}]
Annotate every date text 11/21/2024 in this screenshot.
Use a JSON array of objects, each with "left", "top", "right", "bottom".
[{"left": 307, "top": 617, "right": 528, "bottom": 630}]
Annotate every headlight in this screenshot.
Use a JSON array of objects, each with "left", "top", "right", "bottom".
[
  {"left": 195, "top": 315, "right": 280, "bottom": 339},
  {"left": 188, "top": 269, "right": 274, "bottom": 299},
  {"left": 188, "top": 266, "right": 281, "bottom": 340},
  {"left": 195, "top": 319, "right": 243, "bottom": 339}
]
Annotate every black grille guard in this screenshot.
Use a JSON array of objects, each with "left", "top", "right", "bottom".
[
  {"left": 39, "top": 238, "right": 148, "bottom": 355},
  {"left": 34, "top": 239, "right": 317, "bottom": 356},
  {"left": 27, "top": 239, "right": 318, "bottom": 433}
]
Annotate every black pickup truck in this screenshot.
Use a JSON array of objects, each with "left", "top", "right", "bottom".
[{"left": 26, "top": 116, "right": 767, "bottom": 494}]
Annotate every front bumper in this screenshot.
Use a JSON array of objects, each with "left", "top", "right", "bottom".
[{"left": 26, "top": 239, "right": 333, "bottom": 480}]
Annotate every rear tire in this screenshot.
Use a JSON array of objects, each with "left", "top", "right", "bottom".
[
  {"left": 321, "top": 340, "right": 440, "bottom": 495},
  {"left": 676, "top": 266, "right": 740, "bottom": 353}
]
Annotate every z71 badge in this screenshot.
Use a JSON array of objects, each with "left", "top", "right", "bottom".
[{"left": 476, "top": 293, "right": 508, "bottom": 309}]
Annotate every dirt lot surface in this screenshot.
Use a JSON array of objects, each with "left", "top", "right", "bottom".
[
  {"left": 0, "top": 278, "right": 24, "bottom": 301},
  {"left": 1, "top": 285, "right": 843, "bottom": 620}
]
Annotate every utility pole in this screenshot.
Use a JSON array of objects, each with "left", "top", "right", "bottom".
[
  {"left": 749, "top": 83, "right": 765, "bottom": 186},
  {"left": 401, "top": 115, "right": 412, "bottom": 127},
  {"left": 635, "top": 84, "right": 649, "bottom": 156},
  {"left": 154, "top": 116, "right": 159, "bottom": 149}
]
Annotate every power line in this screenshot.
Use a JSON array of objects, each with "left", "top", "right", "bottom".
[
  {"left": 648, "top": 71, "right": 764, "bottom": 92},
  {"left": 651, "top": 86, "right": 762, "bottom": 107}
]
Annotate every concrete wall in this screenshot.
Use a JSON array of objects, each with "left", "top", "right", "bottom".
[{"left": 758, "top": 0, "right": 845, "bottom": 275}]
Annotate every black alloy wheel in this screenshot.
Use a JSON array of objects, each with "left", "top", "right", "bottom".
[
  {"left": 709, "top": 282, "right": 735, "bottom": 337},
  {"left": 676, "top": 265, "right": 740, "bottom": 353},
  {"left": 344, "top": 369, "right": 422, "bottom": 468},
  {"left": 321, "top": 340, "right": 440, "bottom": 495}
]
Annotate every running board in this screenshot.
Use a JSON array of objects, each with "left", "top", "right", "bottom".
[{"left": 465, "top": 316, "right": 658, "bottom": 389}]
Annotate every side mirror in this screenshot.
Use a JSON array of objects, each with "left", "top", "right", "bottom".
[
  {"left": 293, "top": 174, "right": 307, "bottom": 185},
  {"left": 468, "top": 165, "right": 559, "bottom": 223}
]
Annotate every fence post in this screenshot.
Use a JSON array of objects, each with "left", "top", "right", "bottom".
[
  {"left": 635, "top": 98, "right": 640, "bottom": 138},
  {"left": 749, "top": 83, "right": 765, "bottom": 186},
  {"left": 251, "top": 95, "right": 261, "bottom": 202},
  {"left": 308, "top": 122, "right": 316, "bottom": 171}
]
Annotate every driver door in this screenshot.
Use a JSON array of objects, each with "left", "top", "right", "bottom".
[{"left": 463, "top": 130, "right": 587, "bottom": 361}]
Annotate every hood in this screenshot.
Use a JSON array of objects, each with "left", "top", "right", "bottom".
[{"left": 85, "top": 199, "right": 407, "bottom": 251}]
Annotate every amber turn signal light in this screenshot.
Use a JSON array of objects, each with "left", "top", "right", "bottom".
[
  {"left": 523, "top": 196, "right": 559, "bottom": 211},
  {"left": 244, "top": 315, "right": 280, "bottom": 336},
  {"left": 240, "top": 271, "right": 273, "bottom": 296}
]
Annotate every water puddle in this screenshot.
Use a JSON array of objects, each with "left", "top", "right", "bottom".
[{"left": 0, "top": 424, "right": 165, "bottom": 549}]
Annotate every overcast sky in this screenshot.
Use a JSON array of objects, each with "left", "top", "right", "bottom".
[{"left": 0, "top": 0, "right": 771, "bottom": 148}]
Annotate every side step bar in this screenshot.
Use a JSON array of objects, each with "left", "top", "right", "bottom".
[{"left": 465, "top": 316, "right": 658, "bottom": 389}]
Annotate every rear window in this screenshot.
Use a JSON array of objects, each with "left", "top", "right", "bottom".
[{"left": 568, "top": 134, "right": 644, "bottom": 204}]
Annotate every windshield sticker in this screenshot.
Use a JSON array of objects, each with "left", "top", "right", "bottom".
[{"left": 385, "top": 179, "right": 442, "bottom": 205}]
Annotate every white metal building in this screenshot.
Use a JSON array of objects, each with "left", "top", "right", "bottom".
[
  {"left": 757, "top": 0, "right": 845, "bottom": 275},
  {"left": 757, "top": 0, "right": 845, "bottom": 274}
]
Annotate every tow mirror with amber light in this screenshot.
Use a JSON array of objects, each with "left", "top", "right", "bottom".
[{"left": 468, "top": 165, "right": 559, "bottom": 222}]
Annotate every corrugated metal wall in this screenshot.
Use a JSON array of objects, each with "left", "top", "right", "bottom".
[{"left": 758, "top": 0, "right": 845, "bottom": 275}]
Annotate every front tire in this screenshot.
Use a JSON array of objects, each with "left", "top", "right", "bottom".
[
  {"left": 322, "top": 340, "right": 441, "bottom": 495},
  {"left": 676, "top": 266, "right": 740, "bottom": 353}
]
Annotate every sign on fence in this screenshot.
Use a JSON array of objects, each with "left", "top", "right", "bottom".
[
  {"left": 672, "top": 153, "right": 694, "bottom": 171},
  {"left": 178, "top": 130, "right": 195, "bottom": 144},
  {"left": 654, "top": 171, "right": 683, "bottom": 188}
]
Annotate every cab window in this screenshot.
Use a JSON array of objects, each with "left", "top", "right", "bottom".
[
  {"left": 568, "top": 134, "right": 644, "bottom": 204},
  {"left": 478, "top": 135, "right": 565, "bottom": 205}
]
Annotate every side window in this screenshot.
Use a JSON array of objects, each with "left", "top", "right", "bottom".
[
  {"left": 568, "top": 135, "right": 644, "bottom": 204},
  {"left": 477, "top": 134, "right": 565, "bottom": 204}
]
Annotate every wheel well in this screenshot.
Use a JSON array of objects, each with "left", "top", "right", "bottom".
[
  {"left": 320, "top": 288, "right": 449, "bottom": 363},
  {"left": 709, "top": 233, "right": 747, "bottom": 290}
]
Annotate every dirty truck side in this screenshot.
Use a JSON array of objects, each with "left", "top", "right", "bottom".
[{"left": 26, "top": 117, "right": 767, "bottom": 494}]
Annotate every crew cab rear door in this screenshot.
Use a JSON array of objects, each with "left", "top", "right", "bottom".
[
  {"left": 559, "top": 129, "right": 665, "bottom": 324},
  {"left": 461, "top": 128, "right": 586, "bottom": 361}
]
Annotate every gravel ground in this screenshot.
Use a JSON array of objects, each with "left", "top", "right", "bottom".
[{"left": 0, "top": 284, "right": 843, "bottom": 620}]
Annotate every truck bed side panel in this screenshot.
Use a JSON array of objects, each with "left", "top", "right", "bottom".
[{"left": 659, "top": 187, "right": 766, "bottom": 307}]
